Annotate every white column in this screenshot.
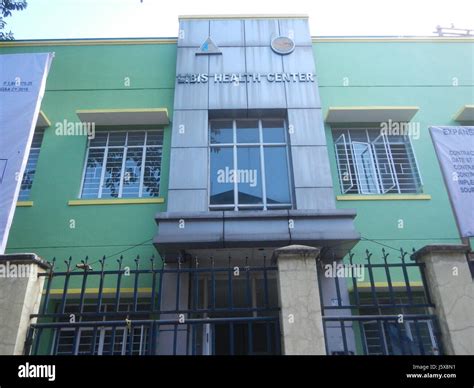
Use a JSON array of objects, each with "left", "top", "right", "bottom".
[{"left": 273, "top": 245, "right": 326, "bottom": 355}]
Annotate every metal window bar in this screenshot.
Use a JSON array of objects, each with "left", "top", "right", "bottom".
[
  {"left": 318, "top": 248, "right": 443, "bottom": 355},
  {"left": 80, "top": 130, "right": 163, "bottom": 199},
  {"left": 332, "top": 129, "right": 423, "bottom": 195},
  {"left": 27, "top": 255, "right": 281, "bottom": 356}
]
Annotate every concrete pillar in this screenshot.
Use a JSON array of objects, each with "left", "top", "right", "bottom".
[
  {"left": 273, "top": 245, "right": 326, "bottom": 355},
  {"left": 0, "top": 254, "right": 50, "bottom": 355},
  {"left": 156, "top": 260, "right": 190, "bottom": 355},
  {"left": 412, "top": 244, "right": 474, "bottom": 355}
]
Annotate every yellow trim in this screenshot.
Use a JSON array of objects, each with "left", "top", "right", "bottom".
[
  {"left": 46, "top": 287, "right": 153, "bottom": 295},
  {"left": 68, "top": 198, "right": 165, "bottom": 206},
  {"left": 16, "top": 201, "right": 34, "bottom": 207},
  {"left": 0, "top": 36, "right": 474, "bottom": 47},
  {"left": 76, "top": 108, "right": 168, "bottom": 115},
  {"left": 0, "top": 39, "right": 177, "bottom": 47},
  {"left": 179, "top": 14, "right": 308, "bottom": 20},
  {"left": 352, "top": 281, "right": 423, "bottom": 289},
  {"left": 328, "top": 105, "right": 420, "bottom": 111},
  {"left": 325, "top": 106, "right": 419, "bottom": 122},
  {"left": 1, "top": 36, "right": 471, "bottom": 48},
  {"left": 313, "top": 37, "right": 474, "bottom": 43},
  {"left": 453, "top": 104, "right": 474, "bottom": 121},
  {"left": 337, "top": 194, "right": 431, "bottom": 201}
]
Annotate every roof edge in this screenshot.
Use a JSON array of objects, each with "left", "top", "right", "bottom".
[
  {"left": 178, "top": 14, "right": 309, "bottom": 20},
  {"left": 1, "top": 36, "right": 473, "bottom": 48}
]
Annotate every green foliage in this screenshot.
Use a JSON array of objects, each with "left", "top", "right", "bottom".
[{"left": 0, "top": 0, "right": 27, "bottom": 40}]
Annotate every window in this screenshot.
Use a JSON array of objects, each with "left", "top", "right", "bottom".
[
  {"left": 80, "top": 130, "right": 163, "bottom": 199},
  {"left": 18, "top": 130, "right": 44, "bottom": 200},
  {"left": 359, "top": 294, "right": 440, "bottom": 355},
  {"left": 209, "top": 119, "right": 292, "bottom": 210},
  {"left": 54, "top": 302, "right": 150, "bottom": 355},
  {"left": 333, "top": 128, "right": 422, "bottom": 194}
]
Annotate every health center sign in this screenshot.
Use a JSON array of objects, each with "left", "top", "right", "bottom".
[
  {"left": 0, "top": 53, "right": 54, "bottom": 253},
  {"left": 430, "top": 126, "right": 474, "bottom": 237}
]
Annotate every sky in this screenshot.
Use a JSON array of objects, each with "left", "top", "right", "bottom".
[{"left": 3, "top": 0, "right": 474, "bottom": 40}]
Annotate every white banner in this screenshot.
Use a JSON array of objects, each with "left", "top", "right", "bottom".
[
  {"left": 430, "top": 126, "right": 474, "bottom": 238},
  {"left": 0, "top": 52, "right": 54, "bottom": 253}
]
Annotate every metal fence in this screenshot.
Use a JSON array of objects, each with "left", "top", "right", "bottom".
[
  {"left": 318, "top": 248, "right": 443, "bottom": 355},
  {"left": 25, "top": 255, "right": 281, "bottom": 355}
]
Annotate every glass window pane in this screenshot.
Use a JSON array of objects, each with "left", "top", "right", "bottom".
[
  {"left": 210, "top": 147, "right": 234, "bottom": 205},
  {"left": 108, "top": 132, "right": 126, "bottom": 146},
  {"left": 127, "top": 131, "right": 145, "bottom": 146},
  {"left": 236, "top": 120, "right": 259, "bottom": 143},
  {"left": 18, "top": 130, "right": 45, "bottom": 200},
  {"left": 210, "top": 121, "right": 233, "bottom": 144},
  {"left": 89, "top": 132, "right": 108, "bottom": 147},
  {"left": 353, "top": 142, "right": 378, "bottom": 194},
  {"left": 101, "top": 149, "right": 124, "bottom": 198},
  {"left": 31, "top": 130, "right": 44, "bottom": 148},
  {"left": 142, "top": 147, "right": 162, "bottom": 197},
  {"left": 19, "top": 149, "right": 40, "bottom": 200},
  {"left": 237, "top": 146, "right": 262, "bottom": 204},
  {"left": 81, "top": 148, "right": 105, "bottom": 199},
  {"left": 262, "top": 120, "right": 285, "bottom": 143},
  {"left": 264, "top": 146, "right": 291, "bottom": 204},
  {"left": 146, "top": 130, "right": 164, "bottom": 146},
  {"left": 121, "top": 148, "right": 143, "bottom": 198}
]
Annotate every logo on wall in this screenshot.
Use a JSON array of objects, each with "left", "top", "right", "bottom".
[
  {"left": 196, "top": 37, "right": 222, "bottom": 56},
  {"left": 271, "top": 36, "right": 295, "bottom": 55}
]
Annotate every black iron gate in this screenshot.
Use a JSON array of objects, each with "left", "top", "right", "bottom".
[
  {"left": 25, "top": 255, "right": 281, "bottom": 355},
  {"left": 318, "top": 248, "right": 443, "bottom": 355}
]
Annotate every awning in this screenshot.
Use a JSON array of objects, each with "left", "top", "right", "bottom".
[
  {"left": 36, "top": 111, "right": 50, "bottom": 128},
  {"left": 76, "top": 108, "right": 169, "bottom": 126},
  {"left": 325, "top": 106, "right": 419, "bottom": 123},
  {"left": 453, "top": 105, "right": 474, "bottom": 122}
]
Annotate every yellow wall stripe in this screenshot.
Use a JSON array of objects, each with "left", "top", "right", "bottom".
[
  {"left": 68, "top": 198, "right": 165, "bottom": 206},
  {"left": 337, "top": 194, "right": 431, "bottom": 201},
  {"left": 16, "top": 201, "right": 34, "bottom": 207},
  {"left": 46, "top": 287, "right": 153, "bottom": 295}
]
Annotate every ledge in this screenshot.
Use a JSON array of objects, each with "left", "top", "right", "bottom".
[
  {"left": 76, "top": 108, "right": 169, "bottom": 126},
  {"left": 453, "top": 104, "right": 474, "bottom": 122},
  {"left": 36, "top": 111, "right": 50, "bottom": 128},
  {"left": 16, "top": 201, "right": 34, "bottom": 207},
  {"left": 325, "top": 106, "right": 419, "bottom": 123},
  {"left": 336, "top": 194, "right": 431, "bottom": 201},
  {"left": 179, "top": 14, "right": 308, "bottom": 20},
  {"left": 411, "top": 244, "right": 470, "bottom": 261},
  {"left": 0, "top": 253, "right": 51, "bottom": 270},
  {"left": 154, "top": 209, "right": 360, "bottom": 260},
  {"left": 68, "top": 198, "right": 165, "bottom": 206}
]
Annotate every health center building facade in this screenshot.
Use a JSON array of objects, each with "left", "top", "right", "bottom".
[{"left": 1, "top": 15, "right": 474, "bottom": 356}]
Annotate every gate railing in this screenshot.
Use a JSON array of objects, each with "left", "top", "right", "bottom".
[
  {"left": 318, "top": 248, "right": 443, "bottom": 355},
  {"left": 25, "top": 255, "right": 281, "bottom": 355}
]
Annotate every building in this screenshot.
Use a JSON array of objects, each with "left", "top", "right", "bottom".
[{"left": 0, "top": 14, "right": 473, "bottom": 356}]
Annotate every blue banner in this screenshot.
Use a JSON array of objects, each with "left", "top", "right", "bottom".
[
  {"left": 0, "top": 52, "right": 54, "bottom": 253},
  {"left": 430, "top": 126, "right": 474, "bottom": 238}
]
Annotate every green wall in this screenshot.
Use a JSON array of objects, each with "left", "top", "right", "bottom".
[
  {"left": 314, "top": 40, "right": 474, "bottom": 263},
  {"left": 2, "top": 42, "right": 176, "bottom": 273},
  {"left": 2, "top": 38, "right": 473, "bottom": 277}
]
